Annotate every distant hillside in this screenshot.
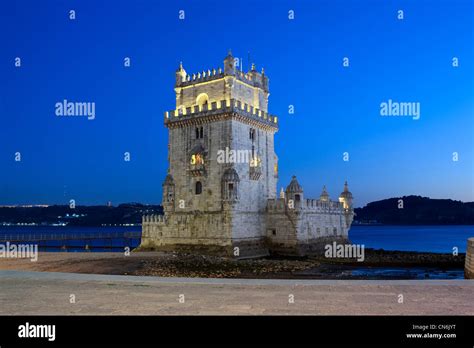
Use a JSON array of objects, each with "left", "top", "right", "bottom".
[
  {"left": 0, "top": 203, "right": 163, "bottom": 226},
  {"left": 354, "top": 196, "right": 474, "bottom": 225}
]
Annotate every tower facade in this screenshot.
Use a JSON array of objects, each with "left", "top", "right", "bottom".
[
  {"left": 140, "top": 52, "right": 354, "bottom": 258},
  {"left": 141, "top": 51, "right": 279, "bottom": 257}
]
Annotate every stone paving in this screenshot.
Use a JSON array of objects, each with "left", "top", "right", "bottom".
[{"left": 1, "top": 271, "right": 473, "bottom": 315}]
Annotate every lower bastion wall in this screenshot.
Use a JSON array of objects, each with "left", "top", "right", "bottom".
[
  {"left": 465, "top": 238, "right": 474, "bottom": 279},
  {"left": 265, "top": 198, "right": 351, "bottom": 256},
  {"left": 139, "top": 212, "right": 269, "bottom": 258},
  {"left": 139, "top": 196, "right": 353, "bottom": 258}
]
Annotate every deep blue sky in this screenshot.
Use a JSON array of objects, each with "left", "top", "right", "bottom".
[{"left": 1, "top": 0, "right": 473, "bottom": 207}]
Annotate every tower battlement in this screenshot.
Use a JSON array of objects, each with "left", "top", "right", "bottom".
[
  {"left": 165, "top": 98, "right": 278, "bottom": 129},
  {"left": 175, "top": 51, "right": 269, "bottom": 92},
  {"left": 176, "top": 67, "right": 268, "bottom": 90},
  {"left": 176, "top": 67, "right": 224, "bottom": 87},
  {"left": 174, "top": 51, "right": 270, "bottom": 113}
]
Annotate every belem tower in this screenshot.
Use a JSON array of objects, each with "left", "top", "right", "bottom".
[{"left": 139, "top": 51, "right": 354, "bottom": 258}]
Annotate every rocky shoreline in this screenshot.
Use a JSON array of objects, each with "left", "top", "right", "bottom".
[
  {"left": 133, "top": 249, "right": 465, "bottom": 279},
  {"left": 0, "top": 249, "right": 465, "bottom": 279}
]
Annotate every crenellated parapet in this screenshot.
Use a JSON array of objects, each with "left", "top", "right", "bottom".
[
  {"left": 175, "top": 55, "right": 269, "bottom": 92},
  {"left": 177, "top": 67, "right": 224, "bottom": 87},
  {"left": 164, "top": 98, "right": 278, "bottom": 130},
  {"left": 142, "top": 214, "right": 166, "bottom": 224},
  {"left": 267, "top": 197, "right": 346, "bottom": 214},
  {"left": 232, "top": 68, "right": 269, "bottom": 92}
]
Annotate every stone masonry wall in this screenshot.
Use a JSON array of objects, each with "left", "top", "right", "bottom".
[{"left": 465, "top": 237, "right": 474, "bottom": 279}]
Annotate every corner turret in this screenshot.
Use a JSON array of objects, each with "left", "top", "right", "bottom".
[
  {"left": 223, "top": 50, "right": 235, "bottom": 75},
  {"left": 338, "top": 181, "right": 353, "bottom": 209},
  {"left": 162, "top": 174, "right": 175, "bottom": 212},
  {"left": 175, "top": 62, "right": 187, "bottom": 86},
  {"left": 320, "top": 185, "right": 329, "bottom": 202},
  {"left": 285, "top": 176, "right": 303, "bottom": 202}
]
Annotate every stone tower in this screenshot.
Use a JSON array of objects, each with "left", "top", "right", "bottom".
[
  {"left": 140, "top": 52, "right": 354, "bottom": 258},
  {"left": 140, "top": 51, "right": 279, "bottom": 257}
]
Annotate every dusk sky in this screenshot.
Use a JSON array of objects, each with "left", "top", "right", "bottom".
[{"left": 1, "top": 0, "right": 473, "bottom": 207}]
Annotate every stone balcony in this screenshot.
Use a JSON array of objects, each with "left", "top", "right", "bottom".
[{"left": 249, "top": 165, "right": 262, "bottom": 180}]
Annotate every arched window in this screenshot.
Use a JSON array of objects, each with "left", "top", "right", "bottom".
[
  {"left": 222, "top": 168, "right": 240, "bottom": 201},
  {"left": 294, "top": 194, "right": 301, "bottom": 201},
  {"left": 196, "top": 93, "right": 209, "bottom": 108},
  {"left": 195, "top": 181, "right": 202, "bottom": 195},
  {"left": 195, "top": 127, "right": 199, "bottom": 139}
]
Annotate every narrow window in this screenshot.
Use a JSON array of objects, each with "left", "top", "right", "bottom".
[
  {"left": 195, "top": 181, "right": 202, "bottom": 195},
  {"left": 249, "top": 128, "right": 255, "bottom": 141},
  {"left": 195, "top": 128, "right": 199, "bottom": 139},
  {"left": 295, "top": 194, "right": 300, "bottom": 201},
  {"left": 200, "top": 127, "right": 203, "bottom": 139}
]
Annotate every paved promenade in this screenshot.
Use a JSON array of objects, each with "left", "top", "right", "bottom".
[{"left": 1, "top": 270, "right": 473, "bottom": 315}]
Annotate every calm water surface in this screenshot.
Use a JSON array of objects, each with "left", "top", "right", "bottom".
[{"left": 350, "top": 225, "right": 473, "bottom": 253}]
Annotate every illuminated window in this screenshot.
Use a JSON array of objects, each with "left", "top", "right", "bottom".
[
  {"left": 250, "top": 156, "right": 261, "bottom": 168},
  {"left": 191, "top": 153, "right": 204, "bottom": 165},
  {"left": 195, "top": 181, "right": 202, "bottom": 195}
]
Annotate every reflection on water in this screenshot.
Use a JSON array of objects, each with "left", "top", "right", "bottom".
[{"left": 298, "top": 265, "right": 464, "bottom": 280}]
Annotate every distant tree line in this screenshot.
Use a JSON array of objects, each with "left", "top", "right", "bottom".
[
  {"left": 0, "top": 203, "right": 163, "bottom": 226},
  {"left": 354, "top": 196, "right": 474, "bottom": 225}
]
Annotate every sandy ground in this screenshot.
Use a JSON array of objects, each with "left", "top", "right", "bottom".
[
  {"left": 0, "top": 270, "right": 473, "bottom": 315},
  {"left": 0, "top": 251, "right": 153, "bottom": 275},
  {"left": 0, "top": 252, "right": 473, "bottom": 315}
]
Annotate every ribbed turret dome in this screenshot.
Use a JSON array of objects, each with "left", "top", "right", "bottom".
[
  {"left": 339, "top": 181, "right": 353, "bottom": 199},
  {"left": 320, "top": 185, "right": 329, "bottom": 201},
  {"left": 286, "top": 176, "right": 303, "bottom": 193}
]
